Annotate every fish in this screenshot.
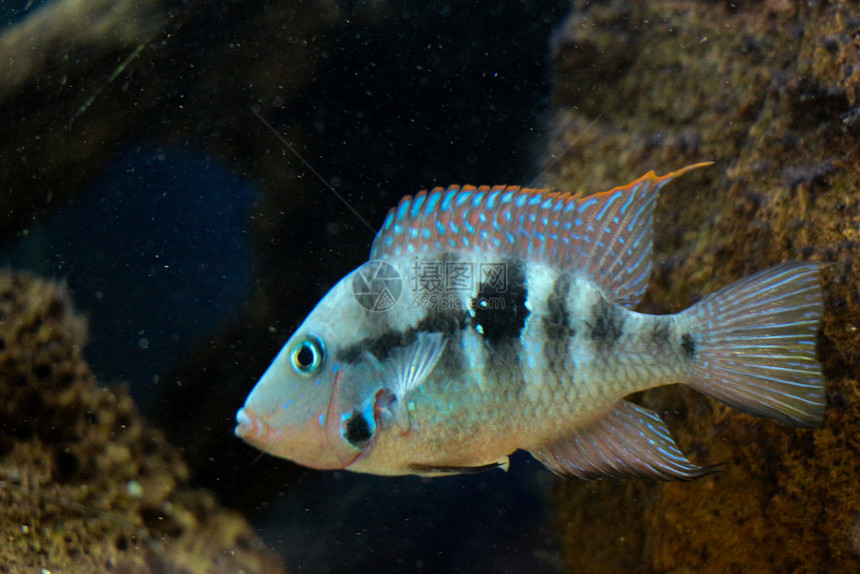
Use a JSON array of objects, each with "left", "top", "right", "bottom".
[{"left": 234, "top": 162, "right": 826, "bottom": 480}]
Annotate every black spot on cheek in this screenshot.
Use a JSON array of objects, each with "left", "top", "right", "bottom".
[
  {"left": 681, "top": 333, "right": 697, "bottom": 359},
  {"left": 344, "top": 410, "right": 373, "bottom": 448}
]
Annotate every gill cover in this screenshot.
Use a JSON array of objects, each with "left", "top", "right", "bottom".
[{"left": 234, "top": 271, "right": 385, "bottom": 469}]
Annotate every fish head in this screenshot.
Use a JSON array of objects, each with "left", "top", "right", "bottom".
[{"left": 235, "top": 264, "right": 397, "bottom": 469}]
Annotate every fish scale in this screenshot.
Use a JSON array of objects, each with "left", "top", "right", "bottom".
[
  {"left": 236, "top": 163, "right": 827, "bottom": 480},
  {"left": 394, "top": 265, "right": 688, "bottom": 463}
]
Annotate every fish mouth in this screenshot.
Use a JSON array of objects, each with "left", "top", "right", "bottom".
[
  {"left": 234, "top": 404, "right": 363, "bottom": 470},
  {"left": 235, "top": 407, "right": 264, "bottom": 440}
]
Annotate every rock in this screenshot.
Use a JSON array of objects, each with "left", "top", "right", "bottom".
[
  {"left": 0, "top": 271, "right": 287, "bottom": 573},
  {"left": 547, "top": 1, "right": 860, "bottom": 572}
]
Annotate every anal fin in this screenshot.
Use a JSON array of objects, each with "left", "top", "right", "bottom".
[{"left": 530, "top": 401, "right": 718, "bottom": 481}]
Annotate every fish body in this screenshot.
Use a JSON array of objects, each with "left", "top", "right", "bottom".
[{"left": 235, "top": 163, "right": 826, "bottom": 479}]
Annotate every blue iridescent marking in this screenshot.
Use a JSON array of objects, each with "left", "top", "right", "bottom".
[
  {"left": 394, "top": 246, "right": 402, "bottom": 256},
  {"left": 473, "top": 192, "right": 485, "bottom": 207},
  {"left": 505, "top": 210, "right": 512, "bottom": 222},
  {"left": 383, "top": 213, "right": 394, "bottom": 230},
  {"left": 397, "top": 200, "right": 410, "bottom": 221},
  {"left": 426, "top": 193, "right": 441, "bottom": 212},
  {"left": 595, "top": 191, "right": 621, "bottom": 221},
  {"left": 528, "top": 213, "right": 536, "bottom": 223},
  {"left": 442, "top": 190, "right": 457, "bottom": 210},
  {"left": 462, "top": 236, "right": 470, "bottom": 247},
  {"left": 318, "top": 413, "right": 325, "bottom": 426},
  {"left": 407, "top": 243, "right": 415, "bottom": 253},
  {"left": 542, "top": 216, "right": 548, "bottom": 226},
  {"left": 578, "top": 198, "right": 597, "bottom": 212},
  {"left": 501, "top": 191, "right": 514, "bottom": 203},
  {"left": 487, "top": 190, "right": 500, "bottom": 209},
  {"left": 479, "top": 212, "right": 487, "bottom": 223},
  {"left": 449, "top": 221, "right": 459, "bottom": 234},
  {"left": 449, "top": 238, "right": 457, "bottom": 248},
  {"left": 554, "top": 199, "right": 564, "bottom": 212},
  {"left": 564, "top": 201, "right": 576, "bottom": 212},
  {"left": 528, "top": 195, "right": 543, "bottom": 206},
  {"left": 456, "top": 192, "right": 472, "bottom": 207},
  {"left": 515, "top": 195, "right": 527, "bottom": 207},
  {"left": 422, "top": 228, "right": 431, "bottom": 239},
  {"left": 575, "top": 218, "right": 582, "bottom": 226},
  {"left": 394, "top": 222, "right": 402, "bottom": 234},
  {"left": 385, "top": 236, "right": 393, "bottom": 247},
  {"left": 411, "top": 194, "right": 426, "bottom": 217},
  {"left": 620, "top": 186, "right": 638, "bottom": 214},
  {"left": 506, "top": 232, "right": 515, "bottom": 244},
  {"left": 409, "top": 227, "right": 418, "bottom": 238},
  {"left": 436, "top": 221, "right": 445, "bottom": 235},
  {"left": 541, "top": 198, "right": 553, "bottom": 209},
  {"left": 564, "top": 221, "right": 571, "bottom": 230}
]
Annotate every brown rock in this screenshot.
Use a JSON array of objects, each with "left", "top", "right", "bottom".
[
  {"left": 547, "top": 1, "right": 860, "bottom": 572},
  {"left": 0, "top": 272, "right": 287, "bottom": 573}
]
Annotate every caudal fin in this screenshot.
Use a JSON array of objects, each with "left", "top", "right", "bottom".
[{"left": 680, "top": 262, "right": 825, "bottom": 427}]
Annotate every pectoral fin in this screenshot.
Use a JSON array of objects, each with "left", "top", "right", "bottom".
[
  {"left": 530, "top": 401, "right": 719, "bottom": 481},
  {"left": 381, "top": 332, "right": 447, "bottom": 432}
]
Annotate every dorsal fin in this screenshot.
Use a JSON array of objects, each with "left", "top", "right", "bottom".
[{"left": 370, "top": 163, "right": 712, "bottom": 307}]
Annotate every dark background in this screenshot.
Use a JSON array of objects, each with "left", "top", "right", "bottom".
[{"left": 0, "top": 1, "right": 569, "bottom": 571}]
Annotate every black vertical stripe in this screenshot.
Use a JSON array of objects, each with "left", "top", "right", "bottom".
[
  {"left": 543, "top": 273, "right": 575, "bottom": 339},
  {"left": 649, "top": 319, "right": 671, "bottom": 347},
  {"left": 472, "top": 260, "right": 528, "bottom": 345},
  {"left": 589, "top": 295, "right": 624, "bottom": 348},
  {"left": 541, "top": 273, "right": 577, "bottom": 375}
]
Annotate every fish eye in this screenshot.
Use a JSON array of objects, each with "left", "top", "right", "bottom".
[{"left": 290, "top": 336, "right": 325, "bottom": 375}]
